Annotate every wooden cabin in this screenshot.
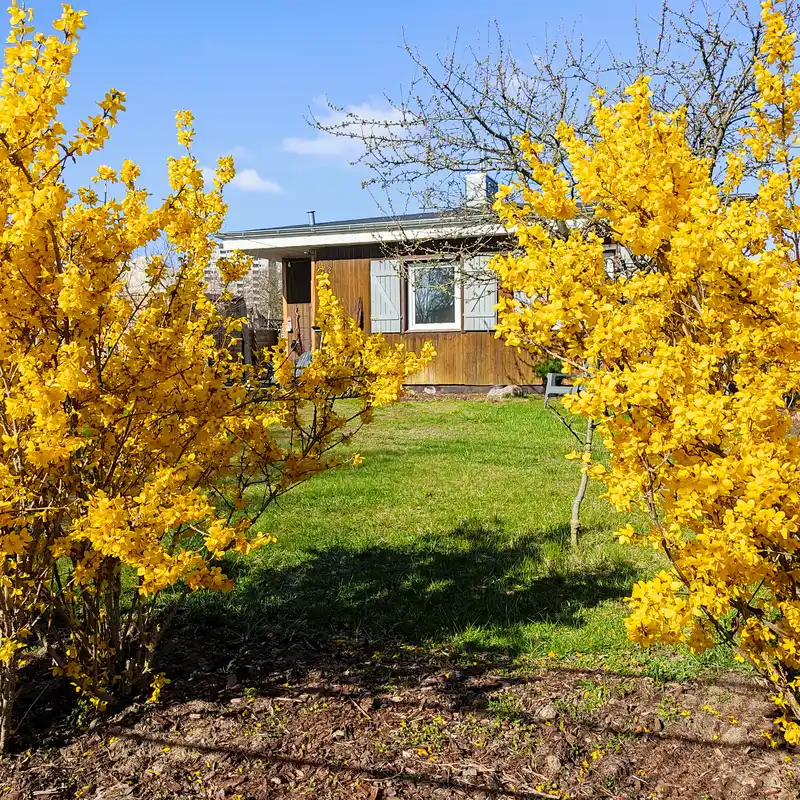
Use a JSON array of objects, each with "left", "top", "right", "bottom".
[{"left": 217, "top": 199, "right": 538, "bottom": 391}]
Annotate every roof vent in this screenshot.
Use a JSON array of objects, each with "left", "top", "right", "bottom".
[{"left": 307, "top": 210, "right": 316, "bottom": 226}]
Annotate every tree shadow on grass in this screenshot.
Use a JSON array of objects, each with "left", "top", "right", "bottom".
[
  {"left": 11, "top": 518, "right": 641, "bottom": 751},
  {"left": 158, "top": 516, "right": 640, "bottom": 682}
]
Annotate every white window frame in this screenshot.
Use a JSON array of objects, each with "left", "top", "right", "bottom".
[{"left": 407, "top": 261, "right": 462, "bottom": 332}]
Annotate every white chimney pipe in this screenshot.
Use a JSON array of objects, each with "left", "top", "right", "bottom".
[{"left": 307, "top": 210, "right": 316, "bottom": 226}]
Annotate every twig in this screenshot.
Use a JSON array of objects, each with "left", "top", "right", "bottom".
[
  {"left": 521, "top": 789, "right": 561, "bottom": 799},
  {"left": 15, "top": 683, "right": 51, "bottom": 731},
  {"left": 547, "top": 402, "right": 584, "bottom": 444},
  {"left": 349, "top": 696, "right": 373, "bottom": 720}
]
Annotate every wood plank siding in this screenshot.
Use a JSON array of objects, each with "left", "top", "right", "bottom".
[
  {"left": 316, "top": 248, "right": 374, "bottom": 325},
  {"left": 382, "top": 332, "right": 536, "bottom": 386},
  {"left": 313, "top": 246, "right": 537, "bottom": 387}
]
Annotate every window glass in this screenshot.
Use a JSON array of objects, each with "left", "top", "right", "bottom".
[{"left": 413, "top": 263, "right": 457, "bottom": 326}]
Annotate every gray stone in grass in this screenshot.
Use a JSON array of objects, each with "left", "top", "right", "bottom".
[{"left": 487, "top": 384, "right": 523, "bottom": 400}]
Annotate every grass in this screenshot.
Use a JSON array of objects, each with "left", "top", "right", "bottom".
[{"left": 183, "top": 397, "right": 737, "bottom": 678}]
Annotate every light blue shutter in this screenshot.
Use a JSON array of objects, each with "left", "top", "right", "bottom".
[
  {"left": 463, "top": 256, "right": 498, "bottom": 331},
  {"left": 514, "top": 290, "right": 534, "bottom": 307},
  {"left": 370, "top": 260, "right": 401, "bottom": 333}
]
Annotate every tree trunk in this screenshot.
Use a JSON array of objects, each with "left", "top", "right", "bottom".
[
  {"left": 0, "top": 667, "right": 16, "bottom": 753},
  {"left": 570, "top": 418, "right": 595, "bottom": 548}
]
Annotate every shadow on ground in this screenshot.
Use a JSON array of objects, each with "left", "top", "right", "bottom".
[
  {"left": 144, "top": 517, "right": 641, "bottom": 698},
  {"left": 11, "top": 518, "right": 642, "bottom": 750},
  {"left": 174, "top": 516, "right": 637, "bottom": 657}
]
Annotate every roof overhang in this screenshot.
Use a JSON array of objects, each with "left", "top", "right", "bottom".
[{"left": 216, "top": 215, "right": 509, "bottom": 260}]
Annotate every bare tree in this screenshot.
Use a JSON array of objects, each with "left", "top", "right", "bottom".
[
  {"left": 311, "top": 0, "right": 790, "bottom": 289},
  {"left": 314, "top": 26, "right": 584, "bottom": 212},
  {"left": 316, "top": 2, "right": 792, "bottom": 207},
  {"left": 618, "top": 1, "right": 770, "bottom": 179}
]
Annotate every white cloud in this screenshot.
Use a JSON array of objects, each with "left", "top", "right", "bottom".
[
  {"left": 283, "top": 100, "right": 405, "bottom": 160},
  {"left": 201, "top": 165, "right": 282, "bottom": 194},
  {"left": 283, "top": 136, "right": 354, "bottom": 157},
  {"left": 201, "top": 166, "right": 216, "bottom": 185},
  {"left": 231, "top": 168, "right": 282, "bottom": 193}
]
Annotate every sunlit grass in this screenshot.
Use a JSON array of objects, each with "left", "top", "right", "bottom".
[{"left": 181, "top": 396, "right": 738, "bottom": 678}]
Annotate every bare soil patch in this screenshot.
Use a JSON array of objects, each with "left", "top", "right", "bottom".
[{"left": 1, "top": 630, "right": 797, "bottom": 800}]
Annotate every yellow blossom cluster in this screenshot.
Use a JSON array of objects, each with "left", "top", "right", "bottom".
[
  {"left": 493, "top": 0, "right": 800, "bottom": 743},
  {"left": 0, "top": 3, "right": 432, "bottom": 749}
]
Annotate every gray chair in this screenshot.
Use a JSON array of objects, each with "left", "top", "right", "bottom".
[{"left": 544, "top": 373, "right": 580, "bottom": 407}]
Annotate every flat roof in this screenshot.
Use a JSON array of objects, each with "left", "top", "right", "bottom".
[
  {"left": 221, "top": 211, "right": 439, "bottom": 237},
  {"left": 216, "top": 210, "right": 508, "bottom": 258},
  {"left": 217, "top": 210, "right": 496, "bottom": 241}
]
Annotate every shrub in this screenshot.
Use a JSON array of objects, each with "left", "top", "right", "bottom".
[
  {"left": 0, "top": 3, "right": 432, "bottom": 749},
  {"left": 492, "top": 0, "right": 800, "bottom": 743},
  {"left": 533, "top": 358, "right": 563, "bottom": 380}
]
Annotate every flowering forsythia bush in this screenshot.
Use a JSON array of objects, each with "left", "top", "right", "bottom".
[
  {"left": 0, "top": 3, "right": 432, "bottom": 749},
  {"left": 493, "top": 0, "right": 800, "bottom": 742}
]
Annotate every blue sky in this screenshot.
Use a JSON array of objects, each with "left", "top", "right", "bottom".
[{"left": 30, "top": 0, "right": 662, "bottom": 230}]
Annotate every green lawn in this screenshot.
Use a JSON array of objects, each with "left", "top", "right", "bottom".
[{"left": 185, "top": 397, "right": 736, "bottom": 679}]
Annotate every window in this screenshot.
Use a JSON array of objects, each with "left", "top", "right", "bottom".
[
  {"left": 408, "top": 261, "right": 461, "bottom": 331},
  {"left": 285, "top": 259, "right": 311, "bottom": 304}
]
